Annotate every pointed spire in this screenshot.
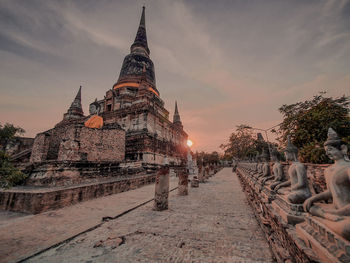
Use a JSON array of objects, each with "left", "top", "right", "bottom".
[
  {"left": 70, "top": 86, "right": 83, "bottom": 110},
  {"left": 63, "top": 86, "right": 84, "bottom": 120},
  {"left": 130, "top": 6, "right": 150, "bottom": 55},
  {"left": 75, "top": 86, "right": 82, "bottom": 101},
  {"left": 173, "top": 101, "right": 182, "bottom": 127},
  {"left": 174, "top": 101, "right": 179, "bottom": 115}
]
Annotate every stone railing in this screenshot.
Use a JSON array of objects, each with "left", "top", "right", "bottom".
[{"left": 236, "top": 162, "right": 350, "bottom": 263}]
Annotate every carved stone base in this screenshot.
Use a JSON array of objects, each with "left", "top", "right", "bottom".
[
  {"left": 296, "top": 215, "right": 350, "bottom": 263},
  {"left": 261, "top": 184, "right": 276, "bottom": 204},
  {"left": 271, "top": 194, "right": 305, "bottom": 225}
]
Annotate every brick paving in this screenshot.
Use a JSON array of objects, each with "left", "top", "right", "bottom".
[{"left": 26, "top": 168, "right": 275, "bottom": 263}]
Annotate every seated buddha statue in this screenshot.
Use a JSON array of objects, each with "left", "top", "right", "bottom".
[
  {"left": 303, "top": 128, "right": 350, "bottom": 241},
  {"left": 258, "top": 148, "right": 271, "bottom": 183},
  {"left": 274, "top": 136, "right": 311, "bottom": 204},
  {"left": 262, "top": 148, "right": 283, "bottom": 186},
  {"left": 84, "top": 99, "right": 103, "bottom": 128}
]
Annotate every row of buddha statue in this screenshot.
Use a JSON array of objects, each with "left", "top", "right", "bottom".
[{"left": 239, "top": 128, "right": 350, "bottom": 242}]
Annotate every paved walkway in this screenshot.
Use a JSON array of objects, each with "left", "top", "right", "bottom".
[
  {"left": 0, "top": 178, "right": 179, "bottom": 263},
  {"left": 24, "top": 168, "right": 275, "bottom": 263}
]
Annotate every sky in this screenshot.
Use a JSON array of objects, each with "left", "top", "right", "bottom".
[{"left": 1, "top": 0, "right": 350, "bottom": 152}]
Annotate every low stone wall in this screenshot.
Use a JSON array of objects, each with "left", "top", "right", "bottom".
[
  {"left": 236, "top": 168, "right": 315, "bottom": 262},
  {"left": 0, "top": 174, "right": 156, "bottom": 214},
  {"left": 236, "top": 162, "right": 350, "bottom": 263},
  {"left": 22, "top": 161, "right": 153, "bottom": 187}
]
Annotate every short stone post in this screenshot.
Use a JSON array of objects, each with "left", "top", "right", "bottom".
[
  {"left": 191, "top": 175, "right": 199, "bottom": 188},
  {"left": 205, "top": 166, "right": 210, "bottom": 179},
  {"left": 178, "top": 169, "right": 189, "bottom": 195},
  {"left": 153, "top": 158, "right": 170, "bottom": 211},
  {"left": 198, "top": 166, "right": 204, "bottom": 183}
]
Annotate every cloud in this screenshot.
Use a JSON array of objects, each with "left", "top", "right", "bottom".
[{"left": 0, "top": 0, "right": 350, "bottom": 153}]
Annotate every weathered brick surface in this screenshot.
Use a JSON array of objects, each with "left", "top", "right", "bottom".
[
  {"left": 58, "top": 126, "right": 125, "bottom": 162},
  {"left": 30, "top": 133, "right": 50, "bottom": 163},
  {"left": 25, "top": 161, "right": 125, "bottom": 186},
  {"left": 30, "top": 123, "right": 125, "bottom": 163}
]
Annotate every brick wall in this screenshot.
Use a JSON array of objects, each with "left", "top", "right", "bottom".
[
  {"left": 58, "top": 126, "right": 125, "bottom": 162},
  {"left": 30, "top": 123, "right": 125, "bottom": 163},
  {"left": 30, "top": 133, "right": 50, "bottom": 163}
]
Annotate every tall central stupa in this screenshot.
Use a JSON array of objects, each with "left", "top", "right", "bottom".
[{"left": 89, "top": 7, "right": 188, "bottom": 165}]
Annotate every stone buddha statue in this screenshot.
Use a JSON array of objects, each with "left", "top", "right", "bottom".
[
  {"left": 262, "top": 148, "right": 283, "bottom": 186},
  {"left": 85, "top": 99, "right": 103, "bottom": 128},
  {"left": 274, "top": 136, "right": 311, "bottom": 204},
  {"left": 258, "top": 148, "right": 270, "bottom": 183},
  {"left": 254, "top": 154, "right": 263, "bottom": 178},
  {"left": 250, "top": 153, "right": 259, "bottom": 176},
  {"left": 303, "top": 128, "right": 350, "bottom": 241}
]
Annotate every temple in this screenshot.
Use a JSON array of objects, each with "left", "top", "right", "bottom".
[
  {"left": 0, "top": 7, "right": 189, "bottom": 215},
  {"left": 89, "top": 6, "right": 187, "bottom": 164}
]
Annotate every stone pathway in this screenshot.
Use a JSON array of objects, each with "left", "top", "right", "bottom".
[
  {"left": 25, "top": 168, "right": 275, "bottom": 263},
  {"left": 0, "top": 178, "right": 179, "bottom": 263}
]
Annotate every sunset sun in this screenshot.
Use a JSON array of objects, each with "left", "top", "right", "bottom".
[{"left": 187, "top": 139, "right": 193, "bottom": 147}]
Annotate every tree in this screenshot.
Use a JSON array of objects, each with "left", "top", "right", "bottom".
[
  {"left": 194, "top": 151, "right": 220, "bottom": 165},
  {"left": 276, "top": 93, "right": 350, "bottom": 163},
  {"left": 0, "top": 122, "right": 27, "bottom": 188},
  {"left": 220, "top": 124, "right": 258, "bottom": 160},
  {"left": 0, "top": 123, "right": 25, "bottom": 151}
]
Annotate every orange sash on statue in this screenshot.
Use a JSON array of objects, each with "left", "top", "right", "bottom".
[{"left": 84, "top": 115, "right": 103, "bottom": 128}]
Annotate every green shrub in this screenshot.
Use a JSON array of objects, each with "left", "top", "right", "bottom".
[{"left": 0, "top": 151, "right": 28, "bottom": 189}]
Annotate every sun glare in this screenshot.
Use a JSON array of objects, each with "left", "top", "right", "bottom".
[{"left": 187, "top": 139, "right": 193, "bottom": 147}]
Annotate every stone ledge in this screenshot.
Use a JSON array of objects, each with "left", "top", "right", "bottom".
[
  {"left": 0, "top": 174, "right": 156, "bottom": 214},
  {"left": 236, "top": 167, "right": 317, "bottom": 262},
  {"left": 297, "top": 216, "right": 350, "bottom": 263}
]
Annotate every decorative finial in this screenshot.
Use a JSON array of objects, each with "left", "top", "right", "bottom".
[
  {"left": 324, "top": 127, "right": 341, "bottom": 146},
  {"left": 285, "top": 135, "right": 298, "bottom": 153}
]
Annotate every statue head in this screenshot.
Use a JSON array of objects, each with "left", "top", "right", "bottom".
[
  {"left": 324, "top": 128, "right": 349, "bottom": 161},
  {"left": 284, "top": 135, "right": 298, "bottom": 161},
  {"left": 270, "top": 147, "right": 279, "bottom": 162},
  {"left": 89, "top": 99, "right": 101, "bottom": 115}
]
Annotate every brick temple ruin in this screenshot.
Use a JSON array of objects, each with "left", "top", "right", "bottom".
[{"left": 0, "top": 7, "right": 189, "bottom": 214}]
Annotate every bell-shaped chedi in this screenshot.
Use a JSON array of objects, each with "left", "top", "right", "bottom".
[{"left": 114, "top": 6, "right": 159, "bottom": 96}]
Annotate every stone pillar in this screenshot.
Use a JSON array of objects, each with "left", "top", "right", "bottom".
[
  {"left": 178, "top": 170, "right": 189, "bottom": 196},
  {"left": 198, "top": 166, "right": 204, "bottom": 183},
  {"left": 153, "top": 166, "right": 170, "bottom": 211}
]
